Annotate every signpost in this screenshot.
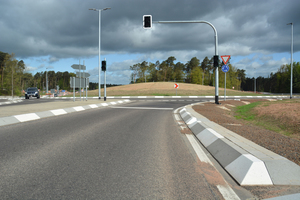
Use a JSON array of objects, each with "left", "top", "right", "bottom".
[
  {"left": 76, "top": 72, "right": 90, "bottom": 78},
  {"left": 174, "top": 83, "right": 179, "bottom": 96},
  {"left": 71, "top": 64, "right": 86, "bottom": 70},
  {"left": 221, "top": 55, "right": 231, "bottom": 101},
  {"left": 70, "top": 77, "right": 89, "bottom": 102}
]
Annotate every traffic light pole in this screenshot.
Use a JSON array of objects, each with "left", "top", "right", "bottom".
[
  {"left": 152, "top": 20, "right": 220, "bottom": 104},
  {"left": 104, "top": 58, "right": 107, "bottom": 101}
]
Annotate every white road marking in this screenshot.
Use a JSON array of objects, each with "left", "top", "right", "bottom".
[
  {"left": 111, "top": 106, "right": 173, "bottom": 110},
  {"left": 185, "top": 134, "right": 213, "bottom": 165},
  {"left": 217, "top": 185, "right": 240, "bottom": 200}
]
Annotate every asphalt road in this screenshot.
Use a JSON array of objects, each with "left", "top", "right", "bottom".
[{"left": 0, "top": 100, "right": 238, "bottom": 199}]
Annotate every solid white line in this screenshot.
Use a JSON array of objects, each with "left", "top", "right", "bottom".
[
  {"left": 111, "top": 106, "right": 173, "bottom": 110},
  {"left": 217, "top": 185, "right": 240, "bottom": 200},
  {"left": 185, "top": 134, "right": 213, "bottom": 165},
  {"left": 185, "top": 135, "right": 240, "bottom": 200},
  {"left": 174, "top": 114, "right": 181, "bottom": 121}
]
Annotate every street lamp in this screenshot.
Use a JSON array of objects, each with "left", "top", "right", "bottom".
[
  {"left": 287, "top": 23, "right": 293, "bottom": 99},
  {"left": 46, "top": 68, "right": 48, "bottom": 95},
  {"left": 89, "top": 7, "right": 111, "bottom": 99}
]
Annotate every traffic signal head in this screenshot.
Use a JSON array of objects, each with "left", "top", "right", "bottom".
[
  {"left": 214, "top": 55, "right": 219, "bottom": 67},
  {"left": 143, "top": 15, "right": 152, "bottom": 29},
  {"left": 102, "top": 60, "right": 106, "bottom": 71}
]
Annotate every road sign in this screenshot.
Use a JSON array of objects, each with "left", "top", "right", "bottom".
[
  {"left": 71, "top": 64, "right": 86, "bottom": 70},
  {"left": 76, "top": 72, "right": 90, "bottom": 77},
  {"left": 221, "top": 55, "right": 231, "bottom": 65},
  {"left": 174, "top": 83, "right": 179, "bottom": 89},
  {"left": 70, "top": 77, "right": 89, "bottom": 88},
  {"left": 222, "top": 65, "right": 229, "bottom": 73}
]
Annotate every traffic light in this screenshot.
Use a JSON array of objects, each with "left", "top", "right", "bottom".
[
  {"left": 143, "top": 15, "right": 152, "bottom": 29},
  {"left": 102, "top": 60, "right": 106, "bottom": 71},
  {"left": 213, "top": 55, "right": 219, "bottom": 67}
]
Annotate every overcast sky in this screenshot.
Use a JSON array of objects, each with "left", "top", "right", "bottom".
[{"left": 1, "top": 0, "right": 299, "bottom": 85}]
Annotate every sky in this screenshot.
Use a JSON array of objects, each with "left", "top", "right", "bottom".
[{"left": 1, "top": 0, "right": 299, "bottom": 85}]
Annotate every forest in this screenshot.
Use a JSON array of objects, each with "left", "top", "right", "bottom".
[{"left": 1, "top": 50, "right": 299, "bottom": 96}]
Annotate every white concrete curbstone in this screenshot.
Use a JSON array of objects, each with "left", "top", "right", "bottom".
[
  {"left": 225, "top": 154, "right": 273, "bottom": 185},
  {"left": 14, "top": 113, "right": 40, "bottom": 122},
  {"left": 51, "top": 109, "right": 67, "bottom": 116},
  {"left": 73, "top": 106, "right": 85, "bottom": 111},
  {"left": 186, "top": 117, "right": 197, "bottom": 125},
  {"left": 196, "top": 128, "right": 224, "bottom": 148}
]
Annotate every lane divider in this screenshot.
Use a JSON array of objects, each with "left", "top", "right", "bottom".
[{"left": 0, "top": 100, "right": 131, "bottom": 127}]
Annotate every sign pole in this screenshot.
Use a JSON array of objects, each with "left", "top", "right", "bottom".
[
  {"left": 221, "top": 55, "right": 231, "bottom": 101},
  {"left": 104, "top": 58, "right": 107, "bottom": 101},
  {"left": 86, "top": 78, "right": 88, "bottom": 101},
  {"left": 73, "top": 77, "right": 75, "bottom": 102},
  {"left": 225, "top": 72, "right": 226, "bottom": 101},
  {"left": 79, "top": 59, "right": 81, "bottom": 101}
]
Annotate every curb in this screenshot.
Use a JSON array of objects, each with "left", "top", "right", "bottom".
[
  {"left": 28, "top": 95, "right": 291, "bottom": 99},
  {"left": 179, "top": 103, "right": 300, "bottom": 186},
  {"left": 0, "top": 100, "right": 131, "bottom": 127}
]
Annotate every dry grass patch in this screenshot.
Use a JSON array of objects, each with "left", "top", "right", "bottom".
[
  {"left": 85, "top": 82, "right": 262, "bottom": 96},
  {"left": 253, "top": 99, "right": 300, "bottom": 140}
]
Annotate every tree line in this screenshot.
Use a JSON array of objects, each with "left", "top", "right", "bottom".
[
  {"left": 130, "top": 56, "right": 300, "bottom": 93},
  {"left": 130, "top": 56, "right": 244, "bottom": 90},
  {"left": 0, "top": 51, "right": 122, "bottom": 96},
  {"left": 1, "top": 50, "right": 299, "bottom": 96},
  {"left": 0, "top": 51, "right": 76, "bottom": 96}
]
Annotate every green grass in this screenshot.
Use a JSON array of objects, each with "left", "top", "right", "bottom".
[
  {"left": 235, "top": 102, "right": 262, "bottom": 120},
  {"left": 234, "top": 100, "right": 297, "bottom": 138}
]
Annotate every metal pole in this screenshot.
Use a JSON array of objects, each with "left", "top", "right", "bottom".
[
  {"left": 98, "top": 10, "right": 101, "bottom": 99},
  {"left": 73, "top": 77, "right": 75, "bottom": 102},
  {"left": 86, "top": 78, "right": 88, "bottom": 101},
  {"left": 287, "top": 23, "right": 293, "bottom": 99},
  {"left": 155, "top": 20, "right": 219, "bottom": 104},
  {"left": 104, "top": 58, "right": 107, "bottom": 101},
  {"left": 79, "top": 59, "right": 81, "bottom": 101},
  {"left": 224, "top": 73, "right": 226, "bottom": 101},
  {"left": 254, "top": 77, "right": 256, "bottom": 93},
  {"left": 46, "top": 68, "right": 48, "bottom": 95}
]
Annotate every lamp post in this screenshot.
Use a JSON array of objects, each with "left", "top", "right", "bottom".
[
  {"left": 89, "top": 7, "right": 111, "bottom": 99},
  {"left": 287, "top": 23, "right": 293, "bottom": 99},
  {"left": 46, "top": 68, "right": 48, "bottom": 95}
]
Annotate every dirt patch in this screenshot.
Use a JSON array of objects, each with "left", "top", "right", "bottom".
[{"left": 253, "top": 101, "right": 300, "bottom": 139}]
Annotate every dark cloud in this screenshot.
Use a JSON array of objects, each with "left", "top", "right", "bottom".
[{"left": 0, "top": 0, "right": 299, "bottom": 60}]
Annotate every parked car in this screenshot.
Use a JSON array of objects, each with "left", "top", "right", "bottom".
[{"left": 25, "top": 87, "right": 40, "bottom": 99}]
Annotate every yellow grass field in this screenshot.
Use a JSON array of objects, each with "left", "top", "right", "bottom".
[{"left": 83, "top": 82, "right": 260, "bottom": 96}]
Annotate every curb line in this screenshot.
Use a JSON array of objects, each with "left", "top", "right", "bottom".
[{"left": 179, "top": 103, "right": 300, "bottom": 186}]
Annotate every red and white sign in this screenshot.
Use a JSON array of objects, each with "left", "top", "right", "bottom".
[
  {"left": 174, "top": 83, "right": 179, "bottom": 89},
  {"left": 221, "top": 55, "right": 231, "bottom": 65}
]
